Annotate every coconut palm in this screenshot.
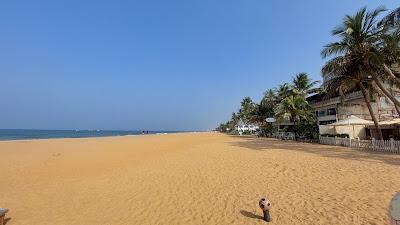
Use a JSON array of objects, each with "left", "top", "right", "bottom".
[
  {"left": 262, "top": 88, "right": 278, "bottom": 106},
  {"left": 275, "top": 83, "right": 292, "bottom": 102},
  {"left": 380, "top": 26, "right": 400, "bottom": 71},
  {"left": 275, "top": 95, "right": 314, "bottom": 130},
  {"left": 322, "top": 51, "right": 384, "bottom": 139},
  {"left": 249, "top": 102, "right": 274, "bottom": 126},
  {"left": 378, "top": 25, "right": 400, "bottom": 115},
  {"left": 321, "top": 6, "right": 400, "bottom": 113},
  {"left": 227, "top": 112, "right": 240, "bottom": 131},
  {"left": 238, "top": 97, "right": 255, "bottom": 124},
  {"left": 292, "top": 73, "right": 320, "bottom": 97}
]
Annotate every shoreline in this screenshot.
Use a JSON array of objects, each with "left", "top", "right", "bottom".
[{"left": 0, "top": 130, "right": 201, "bottom": 142}]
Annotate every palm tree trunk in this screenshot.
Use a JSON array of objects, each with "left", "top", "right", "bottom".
[
  {"left": 383, "top": 63, "right": 398, "bottom": 80},
  {"left": 292, "top": 118, "right": 296, "bottom": 140},
  {"left": 359, "top": 82, "right": 384, "bottom": 140},
  {"left": 394, "top": 104, "right": 400, "bottom": 117},
  {"left": 371, "top": 75, "right": 400, "bottom": 108},
  {"left": 390, "top": 83, "right": 400, "bottom": 116}
]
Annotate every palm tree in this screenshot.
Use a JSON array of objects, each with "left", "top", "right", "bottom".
[
  {"left": 227, "top": 112, "right": 240, "bottom": 131},
  {"left": 216, "top": 122, "right": 228, "bottom": 133},
  {"left": 238, "top": 97, "right": 255, "bottom": 124},
  {"left": 248, "top": 101, "right": 275, "bottom": 136},
  {"left": 380, "top": 25, "right": 400, "bottom": 74},
  {"left": 321, "top": 52, "right": 384, "bottom": 139},
  {"left": 262, "top": 89, "right": 278, "bottom": 106},
  {"left": 275, "top": 83, "right": 292, "bottom": 102},
  {"left": 275, "top": 95, "right": 314, "bottom": 132},
  {"left": 292, "top": 73, "right": 320, "bottom": 97},
  {"left": 321, "top": 6, "right": 400, "bottom": 115}
]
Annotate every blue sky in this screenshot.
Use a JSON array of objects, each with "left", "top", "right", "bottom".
[{"left": 0, "top": 0, "right": 398, "bottom": 131}]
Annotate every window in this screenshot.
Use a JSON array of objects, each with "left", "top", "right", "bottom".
[
  {"left": 327, "top": 108, "right": 336, "bottom": 116},
  {"left": 319, "top": 120, "right": 336, "bottom": 125},
  {"left": 318, "top": 110, "right": 326, "bottom": 117}
]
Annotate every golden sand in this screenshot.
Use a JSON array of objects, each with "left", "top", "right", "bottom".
[{"left": 0, "top": 133, "right": 399, "bottom": 224}]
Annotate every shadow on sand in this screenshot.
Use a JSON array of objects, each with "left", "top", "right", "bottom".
[
  {"left": 229, "top": 136, "right": 400, "bottom": 166},
  {"left": 4, "top": 218, "right": 11, "bottom": 225},
  {"left": 240, "top": 210, "right": 264, "bottom": 220}
]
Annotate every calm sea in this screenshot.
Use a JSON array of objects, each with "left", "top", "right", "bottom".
[{"left": 0, "top": 129, "right": 179, "bottom": 141}]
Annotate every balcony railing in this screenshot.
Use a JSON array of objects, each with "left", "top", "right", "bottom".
[{"left": 311, "top": 91, "right": 363, "bottom": 108}]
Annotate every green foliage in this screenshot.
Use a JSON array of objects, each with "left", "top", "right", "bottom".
[
  {"left": 216, "top": 73, "right": 319, "bottom": 135},
  {"left": 215, "top": 122, "right": 229, "bottom": 133},
  {"left": 292, "top": 73, "right": 321, "bottom": 97},
  {"left": 248, "top": 102, "right": 274, "bottom": 127},
  {"left": 238, "top": 97, "right": 255, "bottom": 124},
  {"left": 320, "top": 133, "right": 350, "bottom": 138},
  {"left": 275, "top": 95, "right": 314, "bottom": 125},
  {"left": 339, "top": 133, "right": 350, "bottom": 138},
  {"left": 294, "top": 120, "right": 318, "bottom": 138},
  {"left": 242, "top": 130, "right": 252, "bottom": 135}
]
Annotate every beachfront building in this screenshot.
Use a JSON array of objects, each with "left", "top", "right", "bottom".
[
  {"left": 307, "top": 90, "right": 399, "bottom": 125},
  {"left": 308, "top": 83, "right": 400, "bottom": 139}
]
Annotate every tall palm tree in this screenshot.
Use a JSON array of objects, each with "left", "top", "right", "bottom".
[
  {"left": 262, "top": 89, "right": 278, "bottom": 106},
  {"left": 322, "top": 6, "right": 400, "bottom": 115},
  {"left": 322, "top": 52, "right": 384, "bottom": 139},
  {"left": 379, "top": 26, "right": 400, "bottom": 115},
  {"left": 248, "top": 102, "right": 274, "bottom": 136},
  {"left": 227, "top": 112, "right": 240, "bottom": 131},
  {"left": 292, "top": 73, "right": 320, "bottom": 97},
  {"left": 249, "top": 102, "right": 274, "bottom": 125},
  {"left": 238, "top": 97, "right": 255, "bottom": 124},
  {"left": 275, "top": 95, "right": 314, "bottom": 131},
  {"left": 380, "top": 25, "right": 400, "bottom": 74}
]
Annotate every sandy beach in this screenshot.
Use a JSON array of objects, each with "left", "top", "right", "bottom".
[{"left": 0, "top": 132, "right": 399, "bottom": 225}]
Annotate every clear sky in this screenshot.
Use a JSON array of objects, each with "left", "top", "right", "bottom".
[{"left": 0, "top": 0, "right": 398, "bottom": 131}]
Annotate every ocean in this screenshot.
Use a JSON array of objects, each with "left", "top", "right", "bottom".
[{"left": 0, "top": 129, "right": 179, "bottom": 141}]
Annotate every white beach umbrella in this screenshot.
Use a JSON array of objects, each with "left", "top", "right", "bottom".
[
  {"left": 329, "top": 115, "right": 373, "bottom": 139},
  {"left": 329, "top": 115, "right": 373, "bottom": 126}
]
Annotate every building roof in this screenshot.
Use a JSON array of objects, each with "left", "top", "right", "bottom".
[{"left": 366, "top": 118, "right": 400, "bottom": 128}]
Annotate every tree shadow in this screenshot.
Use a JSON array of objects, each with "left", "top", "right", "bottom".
[
  {"left": 240, "top": 210, "right": 264, "bottom": 220},
  {"left": 229, "top": 136, "right": 400, "bottom": 166}
]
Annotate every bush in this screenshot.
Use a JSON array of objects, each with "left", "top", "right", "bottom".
[
  {"left": 242, "top": 130, "right": 251, "bottom": 135},
  {"left": 294, "top": 121, "right": 319, "bottom": 139},
  {"left": 320, "top": 133, "right": 349, "bottom": 138}
]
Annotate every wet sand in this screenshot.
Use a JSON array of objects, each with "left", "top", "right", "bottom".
[{"left": 0, "top": 133, "right": 399, "bottom": 224}]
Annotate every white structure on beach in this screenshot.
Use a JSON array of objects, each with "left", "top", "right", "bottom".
[
  {"left": 236, "top": 124, "right": 259, "bottom": 133},
  {"left": 319, "top": 115, "right": 373, "bottom": 139}
]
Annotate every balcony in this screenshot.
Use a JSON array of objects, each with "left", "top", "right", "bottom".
[{"left": 311, "top": 91, "right": 364, "bottom": 108}]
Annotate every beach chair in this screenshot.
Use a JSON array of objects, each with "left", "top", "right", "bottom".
[{"left": 0, "top": 208, "right": 8, "bottom": 225}]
